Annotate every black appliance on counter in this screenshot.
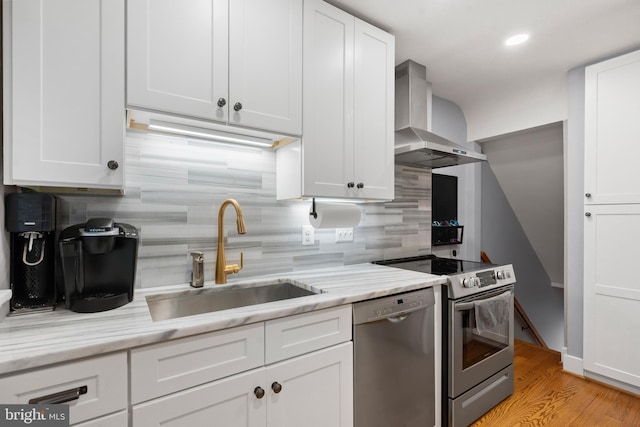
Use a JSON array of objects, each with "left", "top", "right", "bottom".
[
  {"left": 5, "top": 193, "right": 58, "bottom": 314},
  {"left": 373, "top": 255, "right": 516, "bottom": 427},
  {"left": 58, "top": 218, "right": 139, "bottom": 313}
]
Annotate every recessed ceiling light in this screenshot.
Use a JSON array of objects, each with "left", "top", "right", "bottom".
[{"left": 504, "top": 33, "right": 530, "bottom": 46}]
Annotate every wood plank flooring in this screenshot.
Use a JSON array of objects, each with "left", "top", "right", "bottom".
[{"left": 471, "top": 340, "right": 640, "bottom": 426}]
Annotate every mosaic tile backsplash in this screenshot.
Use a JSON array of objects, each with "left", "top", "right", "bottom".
[{"left": 58, "top": 131, "right": 432, "bottom": 288}]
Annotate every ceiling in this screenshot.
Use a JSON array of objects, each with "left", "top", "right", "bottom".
[{"left": 327, "top": 0, "right": 640, "bottom": 139}]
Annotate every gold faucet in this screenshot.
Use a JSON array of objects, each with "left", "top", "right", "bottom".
[{"left": 215, "top": 199, "right": 247, "bottom": 284}]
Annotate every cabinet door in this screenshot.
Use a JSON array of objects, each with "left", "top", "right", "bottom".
[
  {"left": 8, "top": 0, "right": 124, "bottom": 189},
  {"left": 127, "top": 0, "right": 229, "bottom": 122},
  {"left": 266, "top": 342, "right": 353, "bottom": 427},
  {"left": 584, "top": 204, "right": 640, "bottom": 387},
  {"left": 132, "top": 368, "right": 267, "bottom": 427},
  {"left": 353, "top": 19, "right": 395, "bottom": 201},
  {"left": 584, "top": 50, "right": 640, "bottom": 204},
  {"left": 301, "top": 0, "right": 354, "bottom": 198},
  {"left": 229, "top": 0, "right": 302, "bottom": 135}
]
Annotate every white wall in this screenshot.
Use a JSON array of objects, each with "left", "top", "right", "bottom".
[{"left": 465, "top": 74, "right": 568, "bottom": 142}]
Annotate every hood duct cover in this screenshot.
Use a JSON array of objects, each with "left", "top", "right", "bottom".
[{"left": 394, "top": 60, "right": 486, "bottom": 168}]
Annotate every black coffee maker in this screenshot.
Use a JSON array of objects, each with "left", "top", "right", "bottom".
[
  {"left": 58, "top": 218, "right": 138, "bottom": 313},
  {"left": 5, "top": 193, "right": 58, "bottom": 314}
]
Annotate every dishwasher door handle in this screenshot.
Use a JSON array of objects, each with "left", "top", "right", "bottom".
[{"left": 387, "top": 314, "right": 409, "bottom": 323}]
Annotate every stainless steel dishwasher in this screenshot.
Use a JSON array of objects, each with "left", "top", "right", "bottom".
[{"left": 353, "top": 288, "right": 436, "bottom": 427}]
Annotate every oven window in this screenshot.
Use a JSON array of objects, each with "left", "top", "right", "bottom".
[{"left": 461, "top": 305, "right": 509, "bottom": 370}]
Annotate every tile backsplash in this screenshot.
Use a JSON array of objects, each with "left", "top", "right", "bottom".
[{"left": 57, "top": 131, "right": 432, "bottom": 288}]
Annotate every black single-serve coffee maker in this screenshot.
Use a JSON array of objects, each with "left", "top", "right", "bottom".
[
  {"left": 5, "top": 193, "right": 58, "bottom": 314},
  {"left": 58, "top": 218, "right": 139, "bottom": 313}
]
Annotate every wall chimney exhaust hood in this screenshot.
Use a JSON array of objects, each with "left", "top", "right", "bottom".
[{"left": 394, "top": 60, "right": 486, "bottom": 168}]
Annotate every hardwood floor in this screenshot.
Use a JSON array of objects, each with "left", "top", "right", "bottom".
[{"left": 471, "top": 340, "right": 640, "bottom": 426}]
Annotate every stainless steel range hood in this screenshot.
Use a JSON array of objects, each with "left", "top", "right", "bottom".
[{"left": 394, "top": 60, "right": 486, "bottom": 168}]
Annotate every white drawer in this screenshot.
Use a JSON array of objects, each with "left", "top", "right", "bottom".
[
  {"left": 265, "top": 305, "right": 352, "bottom": 364},
  {"left": 130, "top": 323, "right": 264, "bottom": 404},
  {"left": 73, "top": 410, "right": 128, "bottom": 427},
  {"left": 0, "top": 352, "right": 127, "bottom": 425}
]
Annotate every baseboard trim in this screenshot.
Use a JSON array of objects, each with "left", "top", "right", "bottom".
[{"left": 561, "top": 348, "right": 584, "bottom": 376}]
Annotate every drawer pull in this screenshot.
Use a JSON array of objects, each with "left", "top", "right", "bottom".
[{"left": 29, "top": 385, "right": 88, "bottom": 405}]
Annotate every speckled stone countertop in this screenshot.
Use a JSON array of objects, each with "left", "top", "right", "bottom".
[{"left": 0, "top": 263, "right": 446, "bottom": 376}]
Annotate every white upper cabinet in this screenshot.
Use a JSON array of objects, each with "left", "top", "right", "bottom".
[
  {"left": 3, "top": 0, "right": 125, "bottom": 190},
  {"left": 127, "top": 0, "right": 302, "bottom": 136},
  {"left": 276, "top": 0, "right": 394, "bottom": 201},
  {"left": 584, "top": 49, "right": 640, "bottom": 205}
]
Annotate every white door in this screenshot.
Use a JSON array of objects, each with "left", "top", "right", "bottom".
[
  {"left": 229, "top": 0, "right": 302, "bottom": 135},
  {"left": 301, "top": 0, "right": 354, "bottom": 198},
  {"left": 584, "top": 49, "right": 640, "bottom": 205},
  {"left": 127, "top": 0, "right": 229, "bottom": 122},
  {"left": 132, "top": 368, "right": 267, "bottom": 427},
  {"left": 9, "top": 0, "right": 124, "bottom": 189},
  {"left": 266, "top": 343, "right": 353, "bottom": 427},
  {"left": 584, "top": 204, "right": 640, "bottom": 387},
  {"left": 353, "top": 19, "right": 395, "bottom": 201}
]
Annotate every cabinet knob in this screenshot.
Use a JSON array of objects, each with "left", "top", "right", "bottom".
[
  {"left": 271, "top": 382, "right": 282, "bottom": 394},
  {"left": 254, "top": 386, "right": 265, "bottom": 399},
  {"left": 217, "top": 98, "right": 227, "bottom": 107},
  {"left": 585, "top": 193, "right": 592, "bottom": 198},
  {"left": 107, "top": 160, "right": 119, "bottom": 170},
  {"left": 356, "top": 182, "right": 364, "bottom": 189},
  {"left": 347, "top": 182, "right": 355, "bottom": 188},
  {"left": 585, "top": 212, "right": 591, "bottom": 217},
  {"left": 234, "top": 102, "right": 243, "bottom": 111}
]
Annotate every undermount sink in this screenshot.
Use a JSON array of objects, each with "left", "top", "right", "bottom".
[{"left": 145, "top": 280, "right": 319, "bottom": 321}]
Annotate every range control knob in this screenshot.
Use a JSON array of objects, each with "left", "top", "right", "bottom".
[
  {"left": 462, "top": 277, "right": 476, "bottom": 288},
  {"left": 496, "top": 270, "right": 506, "bottom": 280}
]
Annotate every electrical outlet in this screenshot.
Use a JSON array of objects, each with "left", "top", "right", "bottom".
[
  {"left": 302, "top": 225, "right": 314, "bottom": 246},
  {"left": 335, "top": 228, "right": 353, "bottom": 242}
]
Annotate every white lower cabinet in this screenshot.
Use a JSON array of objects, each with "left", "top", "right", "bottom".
[
  {"left": 132, "top": 342, "right": 352, "bottom": 427},
  {"left": 130, "top": 305, "right": 353, "bottom": 427},
  {"left": 0, "top": 352, "right": 128, "bottom": 426},
  {"left": 266, "top": 343, "right": 353, "bottom": 427}
]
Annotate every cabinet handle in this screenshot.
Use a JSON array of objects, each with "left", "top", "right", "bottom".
[
  {"left": 585, "top": 193, "right": 592, "bottom": 198},
  {"left": 271, "top": 382, "right": 283, "bottom": 394},
  {"left": 234, "top": 102, "right": 243, "bottom": 112},
  {"left": 28, "top": 385, "right": 88, "bottom": 405},
  {"left": 217, "top": 98, "right": 227, "bottom": 107},
  {"left": 347, "top": 182, "right": 355, "bottom": 188},
  {"left": 254, "top": 386, "right": 265, "bottom": 399},
  {"left": 107, "top": 160, "right": 119, "bottom": 170},
  {"left": 585, "top": 212, "right": 591, "bottom": 217},
  {"left": 356, "top": 182, "right": 364, "bottom": 189}
]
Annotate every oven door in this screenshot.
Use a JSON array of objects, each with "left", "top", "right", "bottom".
[{"left": 448, "top": 285, "right": 514, "bottom": 398}]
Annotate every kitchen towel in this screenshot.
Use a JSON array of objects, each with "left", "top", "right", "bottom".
[
  {"left": 309, "top": 202, "right": 361, "bottom": 229},
  {"left": 474, "top": 290, "right": 511, "bottom": 345}
]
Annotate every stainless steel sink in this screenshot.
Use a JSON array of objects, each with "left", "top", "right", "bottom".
[{"left": 145, "top": 281, "right": 319, "bottom": 321}]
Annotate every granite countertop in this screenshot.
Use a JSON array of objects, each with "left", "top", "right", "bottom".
[{"left": 0, "top": 263, "right": 446, "bottom": 376}]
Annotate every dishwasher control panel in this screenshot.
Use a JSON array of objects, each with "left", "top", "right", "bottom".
[{"left": 352, "top": 288, "right": 435, "bottom": 325}]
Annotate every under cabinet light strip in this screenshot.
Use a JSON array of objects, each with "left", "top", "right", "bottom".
[{"left": 145, "top": 120, "right": 275, "bottom": 148}]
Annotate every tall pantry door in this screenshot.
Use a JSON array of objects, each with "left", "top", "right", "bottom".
[{"left": 583, "top": 49, "right": 640, "bottom": 388}]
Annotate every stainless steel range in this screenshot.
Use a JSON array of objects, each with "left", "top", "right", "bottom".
[{"left": 373, "top": 255, "right": 516, "bottom": 427}]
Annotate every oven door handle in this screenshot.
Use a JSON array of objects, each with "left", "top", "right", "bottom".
[{"left": 454, "top": 289, "right": 512, "bottom": 312}]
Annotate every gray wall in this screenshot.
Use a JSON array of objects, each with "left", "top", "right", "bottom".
[
  {"left": 431, "top": 95, "right": 482, "bottom": 261},
  {"left": 481, "top": 123, "right": 564, "bottom": 287},
  {"left": 566, "top": 67, "right": 586, "bottom": 358},
  {"left": 481, "top": 162, "right": 564, "bottom": 351},
  {"left": 24, "top": 131, "right": 433, "bottom": 289}
]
